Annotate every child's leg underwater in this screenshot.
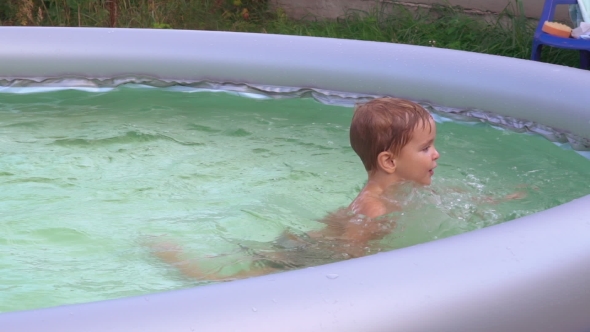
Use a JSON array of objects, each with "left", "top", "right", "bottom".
[
  {"left": 148, "top": 241, "right": 283, "bottom": 282},
  {"left": 147, "top": 228, "right": 323, "bottom": 281}
]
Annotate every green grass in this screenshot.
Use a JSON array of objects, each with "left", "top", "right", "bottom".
[{"left": 0, "top": 0, "right": 582, "bottom": 68}]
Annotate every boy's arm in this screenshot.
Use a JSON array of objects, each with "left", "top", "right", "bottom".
[
  {"left": 479, "top": 191, "right": 527, "bottom": 204},
  {"left": 338, "top": 215, "right": 396, "bottom": 258}
]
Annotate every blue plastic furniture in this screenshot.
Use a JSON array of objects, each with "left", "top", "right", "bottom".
[{"left": 532, "top": 0, "right": 590, "bottom": 69}]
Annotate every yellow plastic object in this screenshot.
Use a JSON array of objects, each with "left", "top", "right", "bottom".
[
  {"left": 542, "top": 21, "right": 572, "bottom": 37},
  {"left": 542, "top": 21, "right": 572, "bottom": 38}
]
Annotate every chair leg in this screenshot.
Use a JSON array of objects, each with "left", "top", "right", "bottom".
[
  {"left": 580, "top": 50, "right": 590, "bottom": 70},
  {"left": 531, "top": 42, "right": 543, "bottom": 62}
]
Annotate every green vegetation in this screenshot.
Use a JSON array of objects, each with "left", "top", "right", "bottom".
[{"left": 0, "top": 0, "right": 581, "bottom": 68}]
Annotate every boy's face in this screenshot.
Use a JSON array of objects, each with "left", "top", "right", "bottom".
[{"left": 394, "top": 118, "right": 439, "bottom": 185}]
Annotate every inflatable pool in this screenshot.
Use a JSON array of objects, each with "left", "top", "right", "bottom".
[{"left": 0, "top": 27, "right": 589, "bottom": 332}]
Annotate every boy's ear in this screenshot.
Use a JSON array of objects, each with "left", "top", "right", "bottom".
[{"left": 377, "top": 151, "right": 396, "bottom": 174}]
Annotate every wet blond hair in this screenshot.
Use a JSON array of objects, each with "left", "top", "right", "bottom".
[{"left": 349, "top": 97, "right": 432, "bottom": 172}]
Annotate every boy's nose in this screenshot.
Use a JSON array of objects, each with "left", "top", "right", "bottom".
[{"left": 432, "top": 147, "right": 440, "bottom": 160}]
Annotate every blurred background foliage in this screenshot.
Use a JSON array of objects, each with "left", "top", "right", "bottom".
[
  {"left": 0, "top": 0, "right": 581, "bottom": 68},
  {"left": 0, "top": 0, "right": 267, "bottom": 29}
]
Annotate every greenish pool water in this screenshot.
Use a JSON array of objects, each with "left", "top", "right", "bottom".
[{"left": 1, "top": 87, "right": 589, "bottom": 313}]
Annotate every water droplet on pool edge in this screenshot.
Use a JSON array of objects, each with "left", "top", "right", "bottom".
[{"left": 326, "top": 274, "right": 339, "bottom": 280}]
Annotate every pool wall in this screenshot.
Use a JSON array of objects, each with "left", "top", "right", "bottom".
[{"left": 0, "top": 27, "right": 589, "bottom": 332}]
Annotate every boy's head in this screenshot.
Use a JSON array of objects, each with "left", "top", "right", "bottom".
[{"left": 349, "top": 97, "right": 433, "bottom": 172}]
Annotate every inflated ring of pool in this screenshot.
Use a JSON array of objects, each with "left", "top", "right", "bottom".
[{"left": 1, "top": 27, "right": 589, "bottom": 332}]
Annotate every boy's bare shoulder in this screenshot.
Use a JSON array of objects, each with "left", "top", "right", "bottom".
[{"left": 350, "top": 195, "right": 388, "bottom": 219}]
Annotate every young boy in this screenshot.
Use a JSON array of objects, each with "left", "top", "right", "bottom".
[
  {"left": 347, "top": 97, "right": 439, "bottom": 218},
  {"left": 151, "top": 97, "right": 439, "bottom": 280}
]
